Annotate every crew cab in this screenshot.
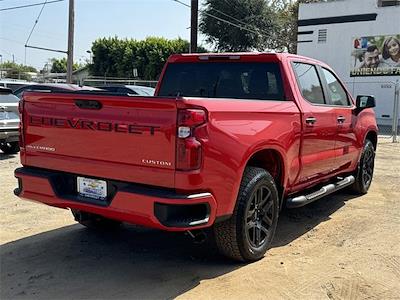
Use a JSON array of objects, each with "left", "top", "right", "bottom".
[{"left": 14, "top": 53, "right": 378, "bottom": 261}]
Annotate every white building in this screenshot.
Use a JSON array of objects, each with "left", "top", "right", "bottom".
[{"left": 297, "top": 0, "right": 400, "bottom": 128}]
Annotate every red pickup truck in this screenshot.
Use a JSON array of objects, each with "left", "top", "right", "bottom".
[{"left": 15, "top": 53, "right": 378, "bottom": 261}]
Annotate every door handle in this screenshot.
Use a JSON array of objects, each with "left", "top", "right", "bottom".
[
  {"left": 305, "top": 117, "right": 317, "bottom": 125},
  {"left": 337, "top": 116, "right": 346, "bottom": 124}
]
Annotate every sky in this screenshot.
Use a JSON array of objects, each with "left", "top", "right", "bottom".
[{"left": 0, "top": 0, "right": 207, "bottom": 70}]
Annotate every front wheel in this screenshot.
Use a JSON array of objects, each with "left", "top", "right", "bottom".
[
  {"left": 349, "top": 139, "right": 375, "bottom": 194},
  {"left": 213, "top": 167, "right": 279, "bottom": 262}
]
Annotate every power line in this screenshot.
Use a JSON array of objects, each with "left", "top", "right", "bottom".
[
  {"left": 25, "top": 0, "right": 48, "bottom": 46},
  {"left": 217, "top": 0, "right": 276, "bottom": 38},
  {"left": 25, "top": 0, "right": 49, "bottom": 64},
  {"left": 210, "top": 4, "right": 269, "bottom": 36},
  {"left": 0, "top": 37, "right": 25, "bottom": 45},
  {"left": 0, "top": 0, "right": 64, "bottom": 12},
  {"left": 2, "top": 24, "right": 65, "bottom": 41},
  {"left": 210, "top": 1, "right": 250, "bottom": 27},
  {"left": 172, "top": 0, "right": 261, "bottom": 36}
]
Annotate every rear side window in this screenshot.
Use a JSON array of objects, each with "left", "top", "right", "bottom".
[
  {"left": 158, "top": 62, "right": 284, "bottom": 100},
  {"left": 321, "top": 68, "right": 350, "bottom": 106},
  {"left": 292, "top": 62, "right": 325, "bottom": 105}
]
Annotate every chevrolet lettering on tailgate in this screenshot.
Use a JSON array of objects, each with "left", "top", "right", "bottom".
[{"left": 28, "top": 115, "right": 160, "bottom": 135}]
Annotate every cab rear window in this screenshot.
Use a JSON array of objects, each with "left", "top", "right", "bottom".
[{"left": 158, "top": 62, "right": 284, "bottom": 100}]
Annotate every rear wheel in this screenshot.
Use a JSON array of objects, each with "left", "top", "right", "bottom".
[
  {"left": 213, "top": 167, "right": 279, "bottom": 262},
  {"left": 71, "top": 210, "right": 122, "bottom": 230},
  {"left": 0, "top": 142, "right": 19, "bottom": 154},
  {"left": 349, "top": 139, "right": 375, "bottom": 194}
]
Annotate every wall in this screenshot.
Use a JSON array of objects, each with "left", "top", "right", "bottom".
[{"left": 297, "top": 0, "right": 400, "bottom": 126}]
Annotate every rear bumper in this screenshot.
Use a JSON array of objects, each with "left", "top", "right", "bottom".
[
  {"left": 14, "top": 167, "right": 217, "bottom": 231},
  {"left": 0, "top": 128, "right": 19, "bottom": 143}
]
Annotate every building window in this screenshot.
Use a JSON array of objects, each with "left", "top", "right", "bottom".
[
  {"left": 378, "top": 0, "right": 400, "bottom": 7},
  {"left": 318, "top": 29, "right": 327, "bottom": 43}
]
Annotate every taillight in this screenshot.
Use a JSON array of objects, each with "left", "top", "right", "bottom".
[
  {"left": 178, "top": 109, "right": 206, "bottom": 127},
  {"left": 176, "top": 109, "right": 207, "bottom": 170},
  {"left": 18, "top": 99, "right": 25, "bottom": 148}
]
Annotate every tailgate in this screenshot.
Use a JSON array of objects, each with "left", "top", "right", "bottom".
[{"left": 22, "top": 92, "right": 177, "bottom": 187}]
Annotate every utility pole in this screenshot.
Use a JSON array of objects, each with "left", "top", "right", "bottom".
[
  {"left": 66, "top": 0, "right": 74, "bottom": 83},
  {"left": 190, "top": 0, "right": 198, "bottom": 53}
]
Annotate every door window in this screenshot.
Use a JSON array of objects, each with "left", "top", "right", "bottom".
[
  {"left": 292, "top": 63, "right": 325, "bottom": 105},
  {"left": 321, "top": 68, "right": 350, "bottom": 106}
]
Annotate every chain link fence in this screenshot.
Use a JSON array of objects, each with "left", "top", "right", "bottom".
[{"left": 344, "top": 80, "right": 400, "bottom": 143}]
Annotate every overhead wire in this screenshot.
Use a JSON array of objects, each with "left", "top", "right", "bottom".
[
  {"left": 0, "top": 37, "right": 25, "bottom": 45},
  {"left": 0, "top": 0, "right": 63, "bottom": 12},
  {"left": 218, "top": 0, "right": 280, "bottom": 39},
  {"left": 211, "top": 0, "right": 251, "bottom": 28},
  {"left": 24, "top": 0, "right": 49, "bottom": 64},
  {"left": 171, "top": 0, "right": 261, "bottom": 36},
  {"left": 25, "top": 0, "right": 48, "bottom": 47}
]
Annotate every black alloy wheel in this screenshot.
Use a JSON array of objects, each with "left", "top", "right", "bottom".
[
  {"left": 361, "top": 144, "right": 374, "bottom": 189},
  {"left": 349, "top": 139, "right": 375, "bottom": 194},
  {"left": 245, "top": 185, "right": 274, "bottom": 249},
  {"left": 213, "top": 167, "right": 279, "bottom": 261}
]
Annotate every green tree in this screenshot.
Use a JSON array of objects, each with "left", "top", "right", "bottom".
[
  {"left": 275, "top": 1, "right": 299, "bottom": 54},
  {"left": 199, "top": 0, "right": 327, "bottom": 54},
  {"left": 0, "top": 61, "right": 37, "bottom": 80},
  {"left": 50, "top": 57, "right": 81, "bottom": 73},
  {"left": 199, "top": 0, "right": 280, "bottom": 52},
  {"left": 274, "top": 0, "right": 330, "bottom": 53},
  {"left": 89, "top": 37, "right": 208, "bottom": 80}
]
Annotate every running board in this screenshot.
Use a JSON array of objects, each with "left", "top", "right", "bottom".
[{"left": 286, "top": 175, "right": 355, "bottom": 209}]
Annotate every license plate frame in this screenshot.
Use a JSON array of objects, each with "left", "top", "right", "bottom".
[{"left": 77, "top": 176, "right": 107, "bottom": 200}]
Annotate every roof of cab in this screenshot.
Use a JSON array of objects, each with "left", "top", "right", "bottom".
[{"left": 167, "top": 52, "right": 323, "bottom": 65}]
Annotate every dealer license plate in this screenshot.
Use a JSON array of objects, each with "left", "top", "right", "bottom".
[{"left": 77, "top": 177, "right": 107, "bottom": 200}]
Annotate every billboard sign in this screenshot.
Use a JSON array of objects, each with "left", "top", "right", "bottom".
[{"left": 351, "top": 34, "right": 400, "bottom": 77}]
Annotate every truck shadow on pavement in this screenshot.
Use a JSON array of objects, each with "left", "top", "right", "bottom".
[
  {"left": 0, "top": 152, "right": 18, "bottom": 160},
  {"left": 1, "top": 193, "right": 358, "bottom": 299},
  {"left": 273, "top": 192, "right": 358, "bottom": 247}
]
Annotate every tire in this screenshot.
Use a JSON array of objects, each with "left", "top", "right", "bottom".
[
  {"left": 349, "top": 139, "right": 375, "bottom": 195},
  {"left": 0, "top": 142, "right": 20, "bottom": 154},
  {"left": 213, "top": 167, "right": 279, "bottom": 262},
  {"left": 71, "top": 209, "right": 121, "bottom": 230}
]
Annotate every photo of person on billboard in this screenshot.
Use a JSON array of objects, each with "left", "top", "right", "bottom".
[
  {"left": 382, "top": 36, "right": 400, "bottom": 67},
  {"left": 351, "top": 34, "right": 400, "bottom": 76},
  {"left": 359, "top": 45, "right": 386, "bottom": 68}
]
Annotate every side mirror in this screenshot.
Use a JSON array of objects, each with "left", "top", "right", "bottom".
[{"left": 356, "top": 95, "right": 375, "bottom": 109}]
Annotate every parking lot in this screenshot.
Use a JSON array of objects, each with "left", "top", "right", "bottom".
[{"left": 1, "top": 139, "right": 399, "bottom": 300}]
